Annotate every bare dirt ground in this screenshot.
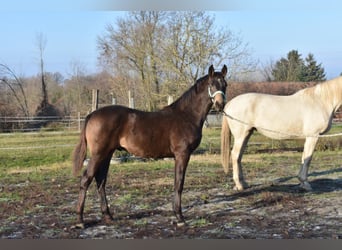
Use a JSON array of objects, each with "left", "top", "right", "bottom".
[{"left": 1, "top": 153, "right": 342, "bottom": 239}]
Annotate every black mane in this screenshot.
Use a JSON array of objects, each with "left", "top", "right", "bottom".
[{"left": 163, "top": 75, "right": 209, "bottom": 112}]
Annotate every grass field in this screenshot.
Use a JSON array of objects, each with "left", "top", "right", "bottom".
[
  {"left": 1, "top": 125, "right": 342, "bottom": 193},
  {"left": 1, "top": 124, "right": 342, "bottom": 169},
  {"left": 1, "top": 126, "right": 342, "bottom": 238}
]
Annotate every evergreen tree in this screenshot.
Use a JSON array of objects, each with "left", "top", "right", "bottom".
[
  {"left": 272, "top": 58, "right": 289, "bottom": 81},
  {"left": 272, "top": 50, "right": 326, "bottom": 82},
  {"left": 303, "top": 53, "right": 326, "bottom": 81},
  {"left": 286, "top": 50, "right": 306, "bottom": 81}
]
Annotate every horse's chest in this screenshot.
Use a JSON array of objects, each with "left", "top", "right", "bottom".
[{"left": 170, "top": 128, "right": 202, "bottom": 152}]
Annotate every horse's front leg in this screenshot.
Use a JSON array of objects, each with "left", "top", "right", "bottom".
[
  {"left": 173, "top": 152, "right": 190, "bottom": 224},
  {"left": 298, "top": 137, "right": 318, "bottom": 191}
]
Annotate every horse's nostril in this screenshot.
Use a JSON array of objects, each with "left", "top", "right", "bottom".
[{"left": 214, "top": 101, "right": 224, "bottom": 111}]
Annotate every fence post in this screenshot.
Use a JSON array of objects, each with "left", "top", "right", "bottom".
[
  {"left": 110, "top": 92, "right": 116, "bottom": 105},
  {"left": 128, "top": 90, "right": 134, "bottom": 108},
  {"left": 92, "top": 89, "right": 99, "bottom": 112},
  {"left": 77, "top": 112, "right": 81, "bottom": 132},
  {"left": 167, "top": 95, "right": 173, "bottom": 105}
]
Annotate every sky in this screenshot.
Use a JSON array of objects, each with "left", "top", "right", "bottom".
[{"left": 1, "top": 0, "right": 342, "bottom": 79}]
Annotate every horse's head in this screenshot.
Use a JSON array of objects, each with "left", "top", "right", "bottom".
[{"left": 208, "top": 65, "right": 228, "bottom": 111}]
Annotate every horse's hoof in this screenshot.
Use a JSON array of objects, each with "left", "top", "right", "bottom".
[
  {"left": 103, "top": 213, "right": 114, "bottom": 222},
  {"left": 171, "top": 217, "right": 187, "bottom": 227},
  {"left": 233, "top": 185, "right": 245, "bottom": 191},
  {"left": 299, "top": 182, "right": 312, "bottom": 191},
  {"left": 71, "top": 223, "right": 85, "bottom": 229},
  {"left": 104, "top": 216, "right": 114, "bottom": 224},
  {"left": 176, "top": 221, "right": 186, "bottom": 227},
  {"left": 171, "top": 220, "right": 187, "bottom": 227}
]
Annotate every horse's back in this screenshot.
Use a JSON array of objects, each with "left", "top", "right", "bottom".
[
  {"left": 224, "top": 93, "right": 320, "bottom": 139},
  {"left": 225, "top": 93, "right": 284, "bottom": 118}
]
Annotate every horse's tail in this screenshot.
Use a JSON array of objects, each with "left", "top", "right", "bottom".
[
  {"left": 72, "top": 114, "right": 90, "bottom": 176},
  {"left": 221, "top": 115, "right": 231, "bottom": 174}
]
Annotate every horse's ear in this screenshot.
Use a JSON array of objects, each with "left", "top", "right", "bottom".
[
  {"left": 208, "top": 65, "right": 215, "bottom": 77},
  {"left": 222, "top": 65, "right": 227, "bottom": 77}
]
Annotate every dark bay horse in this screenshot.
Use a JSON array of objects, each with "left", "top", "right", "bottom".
[{"left": 73, "top": 65, "right": 227, "bottom": 227}]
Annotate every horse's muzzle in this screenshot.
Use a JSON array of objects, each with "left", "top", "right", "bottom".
[
  {"left": 208, "top": 87, "right": 226, "bottom": 111},
  {"left": 213, "top": 100, "right": 225, "bottom": 111},
  {"left": 212, "top": 93, "right": 226, "bottom": 111}
]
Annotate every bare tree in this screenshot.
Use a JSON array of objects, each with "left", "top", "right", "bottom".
[
  {"left": 31, "top": 32, "right": 61, "bottom": 124},
  {"left": 35, "top": 32, "right": 50, "bottom": 115},
  {"left": 98, "top": 11, "right": 166, "bottom": 111},
  {"left": 163, "top": 12, "right": 256, "bottom": 88},
  {"left": 260, "top": 59, "right": 275, "bottom": 82},
  {"left": 0, "top": 63, "right": 30, "bottom": 116},
  {"left": 97, "top": 11, "right": 256, "bottom": 110}
]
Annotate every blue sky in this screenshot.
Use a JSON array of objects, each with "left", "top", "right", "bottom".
[
  {"left": 213, "top": 10, "right": 342, "bottom": 79},
  {"left": 1, "top": 1, "right": 342, "bottom": 79},
  {"left": 0, "top": 11, "right": 120, "bottom": 77}
]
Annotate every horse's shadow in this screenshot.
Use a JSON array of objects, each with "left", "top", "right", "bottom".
[
  {"left": 80, "top": 168, "right": 342, "bottom": 228},
  {"left": 274, "top": 167, "right": 342, "bottom": 193},
  {"left": 207, "top": 167, "right": 342, "bottom": 208},
  {"left": 80, "top": 209, "right": 170, "bottom": 229}
]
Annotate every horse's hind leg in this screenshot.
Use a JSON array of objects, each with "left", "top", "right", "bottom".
[
  {"left": 298, "top": 137, "right": 318, "bottom": 191},
  {"left": 94, "top": 155, "right": 113, "bottom": 223},
  {"left": 76, "top": 154, "right": 112, "bottom": 226},
  {"left": 76, "top": 161, "right": 95, "bottom": 226},
  {"left": 231, "top": 129, "right": 253, "bottom": 191}
]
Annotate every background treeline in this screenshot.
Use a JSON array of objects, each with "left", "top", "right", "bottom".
[
  {"left": 0, "top": 11, "right": 332, "bottom": 132},
  {"left": 227, "top": 81, "right": 317, "bottom": 100}
]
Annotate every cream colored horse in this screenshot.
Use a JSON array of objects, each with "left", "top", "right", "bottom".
[{"left": 221, "top": 76, "right": 342, "bottom": 191}]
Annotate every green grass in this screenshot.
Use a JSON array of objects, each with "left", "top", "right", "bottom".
[
  {"left": 0, "top": 125, "right": 342, "bottom": 171},
  {"left": 190, "top": 217, "right": 210, "bottom": 227},
  {"left": 0, "top": 124, "right": 341, "bottom": 183},
  {"left": 0, "top": 132, "right": 79, "bottom": 171},
  {"left": 0, "top": 124, "right": 342, "bottom": 174}
]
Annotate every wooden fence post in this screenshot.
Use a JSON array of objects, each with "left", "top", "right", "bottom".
[
  {"left": 111, "top": 92, "right": 116, "bottom": 105},
  {"left": 77, "top": 112, "right": 81, "bottom": 132},
  {"left": 92, "top": 89, "right": 99, "bottom": 111},
  {"left": 128, "top": 90, "right": 134, "bottom": 108},
  {"left": 167, "top": 95, "right": 174, "bottom": 105}
]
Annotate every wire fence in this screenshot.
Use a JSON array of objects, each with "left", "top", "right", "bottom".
[
  {"left": 0, "top": 112, "right": 225, "bottom": 133},
  {"left": 1, "top": 111, "right": 342, "bottom": 133},
  {"left": 0, "top": 114, "right": 84, "bottom": 133},
  {"left": 1, "top": 115, "right": 342, "bottom": 155}
]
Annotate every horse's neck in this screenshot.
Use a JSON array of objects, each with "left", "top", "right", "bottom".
[
  {"left": 172, "top": 83, "right": 212, "bottom": 126},
  {"left": 191, "top": 94, "right": 213, "bottom": 126}
]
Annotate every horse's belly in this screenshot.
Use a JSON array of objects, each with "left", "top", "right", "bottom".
[
  {"left": 119, "top": 136, "right": 172, "bottom": 158},
  {"left": 256, "top": 126, "right": 302, "bottom": 139}
]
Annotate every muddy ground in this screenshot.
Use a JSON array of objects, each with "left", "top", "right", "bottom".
[{"left": 1, "top": 153, "right": 342, "bottom": 239}]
